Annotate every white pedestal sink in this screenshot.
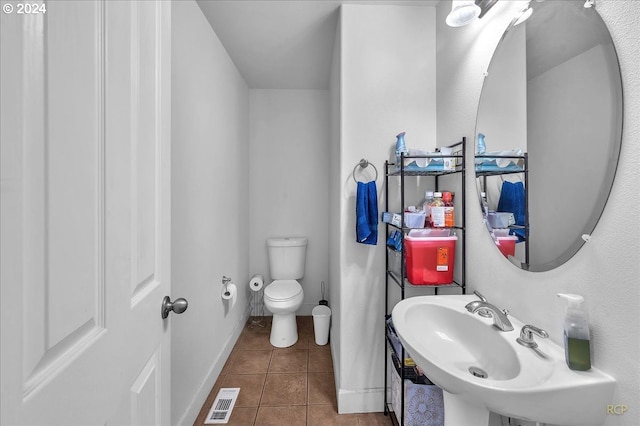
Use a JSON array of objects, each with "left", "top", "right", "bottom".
[{"left": 391, "top": 295, "right": 615, "bottom": 426}]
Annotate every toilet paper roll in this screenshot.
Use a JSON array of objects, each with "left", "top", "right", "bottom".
[
  {"left": 249, "top": 274, "right": 264, "bottom": 292},
  {"left": 222, "top": 283, "right": 237, "bottom": 301}
]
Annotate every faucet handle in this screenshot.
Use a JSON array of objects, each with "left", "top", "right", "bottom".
[
  {"left": 473, "top": 290, "right": 487, "bottom": 302},
  {"left": 517, "top": 324, "right": 549, "bottom": 348}
]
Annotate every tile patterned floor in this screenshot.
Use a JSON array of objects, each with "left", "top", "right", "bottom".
[{"left": 194, "top": 316, "right": 391, "bottom": 426}]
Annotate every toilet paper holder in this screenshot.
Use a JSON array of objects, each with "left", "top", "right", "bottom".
[{"left": 222, "top": 275, "right": 232, "bottom": 296}]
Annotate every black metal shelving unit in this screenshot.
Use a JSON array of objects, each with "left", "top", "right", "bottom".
[
  {"left": 383, "top": 137, "right": 467, "bottom": 426},
  {"left": 476, "top": 152, "right": 529, "bottom": 267}
]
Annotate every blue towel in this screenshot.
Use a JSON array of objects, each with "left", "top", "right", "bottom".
[
  {"left": 497, "top": 181, "right": 526, "bottom": 240},
  {"left": 356, "top": 181, "right": 378, "bottom": 245}
]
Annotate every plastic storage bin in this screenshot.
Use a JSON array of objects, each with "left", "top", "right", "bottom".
[
  {"left": 404, "top": 211, "right": 426, "bottom": 229},
  {"left": 496, "top": 236, "right": 518, "bottom": 258},
  {"left": 487, "top": 211, "right": 515, "bottom": 228},
  {"left": 386, "top": 315, "right": 414, "bottom": 366},
  {"left": 404, "top": 229, "right": 457, "bottom": 285}
]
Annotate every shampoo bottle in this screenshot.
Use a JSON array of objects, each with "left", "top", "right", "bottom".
[{"left": 557, "top": 293, "right": 591, "bottom": 371}]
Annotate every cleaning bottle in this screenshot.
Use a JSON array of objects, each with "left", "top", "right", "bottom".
[
  {"left": 430, "top": 192, "right": 445, "bottom": 228},
  {"left": 557, "top": 293, "right": 591, "bottom": 371},
  {"left": 443, "top": 191, "right": 455, "bottom": 227},
  {"left": 395, "top": 132, "right": 408, "bottom": 171}
]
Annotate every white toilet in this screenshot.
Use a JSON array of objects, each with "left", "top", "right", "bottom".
[{"left": 264, "top": 237, "right": 307, "bottom": 348}]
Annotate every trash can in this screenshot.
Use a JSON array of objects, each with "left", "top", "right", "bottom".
[{"left": 312, "top": 305, "right": 331, "bottom": 346}]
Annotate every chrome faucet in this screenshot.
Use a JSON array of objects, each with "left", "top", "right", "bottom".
[
  {"left": 464, "top": 291, "right": 492, "bottom": 318},
  {"left": 468, "top": 301, "right": 514, "bottom": 332},
  {"left": 517, "top": 325, "right": 549, "bottom": 348}
]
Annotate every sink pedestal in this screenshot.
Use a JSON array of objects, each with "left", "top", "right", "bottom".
[{"left": 443, "top": 391, "right": 490, "bottom": 426}]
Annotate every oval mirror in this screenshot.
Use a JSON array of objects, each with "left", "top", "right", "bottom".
[{"left": 475, "top": 0, "right": 622, "bottom": 272}]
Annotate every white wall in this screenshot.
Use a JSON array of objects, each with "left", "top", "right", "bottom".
[
  {"left": 171, "top": 1, "right": 250, "bottom": 424},
  {"left": 335, "top": 4, "right": 437, "bottom": 413},
  {"left": 248, "top": 89, "right": 330, "bottom": 314},
  {"left": 329, "top": 8, "right": 343, "bottom": 402},
  {"left": 437, "top": 1, "right": 640, "bottom": 425}
]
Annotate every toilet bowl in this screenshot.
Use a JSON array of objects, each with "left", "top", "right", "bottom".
[{"left": 264, "top": 279, "right": 304, "bottom": 347}]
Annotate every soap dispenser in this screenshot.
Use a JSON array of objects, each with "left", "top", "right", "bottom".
[{"left": 557, "top": 293, "right": 591, "bottom": 371}]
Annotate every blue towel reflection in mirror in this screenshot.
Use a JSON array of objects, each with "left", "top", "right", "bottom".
[{"left": 498, "top": 181, "right": 526, "bottom": 241}]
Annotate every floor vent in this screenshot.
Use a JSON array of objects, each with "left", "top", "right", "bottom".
[{"left": 205, "top": 387, "right": 240, "bottom": 424}]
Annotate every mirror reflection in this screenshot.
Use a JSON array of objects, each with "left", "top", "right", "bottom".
[{"left": 475, "top": 0, "right": 622, "bottom": 272}]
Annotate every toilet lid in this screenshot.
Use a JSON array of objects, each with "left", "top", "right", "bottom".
[{"left": 265, "top": 280, "right": 302, "bottom": 301}]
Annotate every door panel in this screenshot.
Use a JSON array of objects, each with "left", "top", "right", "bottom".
[
  {"left": 23, "top": 0, "right": 105, "bottom": 395},
  {"left": 1, "top": 1, "right": 171, "bottom": 425},
  {"left": 132, "top": 0, "right": 159, "bottom": 298},
  {"left": 130, "top": 350, "right": 162, "bottom": 426}
]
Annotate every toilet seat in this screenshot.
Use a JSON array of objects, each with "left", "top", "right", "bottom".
[{"left": 264, "top": 280, "right": 302, "bottom": 302}]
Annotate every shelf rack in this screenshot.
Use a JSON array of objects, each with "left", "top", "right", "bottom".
[
  {"left": 383, "top": 137, "right": 467, "bottom": 425},
  {"left": 476, "top": 152, "right": 529, "bottom": 267}
]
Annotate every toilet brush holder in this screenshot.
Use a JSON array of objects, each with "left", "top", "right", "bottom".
[{"left": 318, "top": 281, "right": 328, "bottom": 306}]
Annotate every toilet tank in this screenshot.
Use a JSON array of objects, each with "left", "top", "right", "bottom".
[{"left": 267, "top": 237, "right": 308, "bottom": 280}]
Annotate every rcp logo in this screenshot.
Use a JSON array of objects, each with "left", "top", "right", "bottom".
[{"left": 606, "top": 404, "right": 628, "bottom": 415}]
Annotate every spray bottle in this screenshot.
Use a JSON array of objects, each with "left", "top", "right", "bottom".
[
  {"left": 557, "top": 293, "right": 591, "bottom": 371},
  {"left": 477, "top": 133, "right": 486, "bottom": 155},
  {"left": 395, "top": 132, "right": 407, "bottom": 171}
]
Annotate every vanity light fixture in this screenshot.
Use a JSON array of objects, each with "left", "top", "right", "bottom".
[
  {"left": 446, "top": 1, "right": 481, "bottom": 27},
  {"left": 446, "top": 0, "right": 499, "bottom": 28}
]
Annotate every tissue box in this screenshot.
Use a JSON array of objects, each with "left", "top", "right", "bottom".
[
  {"left": 439, "top": 147, "right": 456, "bottom": 171},
  {"left": 382, "top": 212, "right": 403, "bottom": 227},
  {"left": 487, "top": 212, "right": 515, "bottom": 228}
]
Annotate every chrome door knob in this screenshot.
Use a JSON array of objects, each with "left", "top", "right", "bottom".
[{"left": 161, "top": 296, "right": 188, "bottom": 319}]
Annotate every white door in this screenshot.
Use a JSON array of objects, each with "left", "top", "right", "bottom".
[{"left": 1, "top": 1, "right": 173, "bottom": 425}]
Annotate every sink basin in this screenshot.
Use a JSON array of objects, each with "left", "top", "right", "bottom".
[{"left": 391, "top": 295, "right": 615, "bottom": 426}]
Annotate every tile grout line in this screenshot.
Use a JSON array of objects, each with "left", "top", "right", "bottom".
[{"left": 197, "top": 317, "right": 378, "bottom": 426}]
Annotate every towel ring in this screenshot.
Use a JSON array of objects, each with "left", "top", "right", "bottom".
[{"left": 352, "top": 159, "right": 378, "bottom": 183}]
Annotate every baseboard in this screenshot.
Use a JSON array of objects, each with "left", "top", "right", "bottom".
[
  {"left": 337, "top": 387, "right": 385, "bottom": 414},
  {"left": 176, "top": 305, "right": 251, "bottom": 425}
]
